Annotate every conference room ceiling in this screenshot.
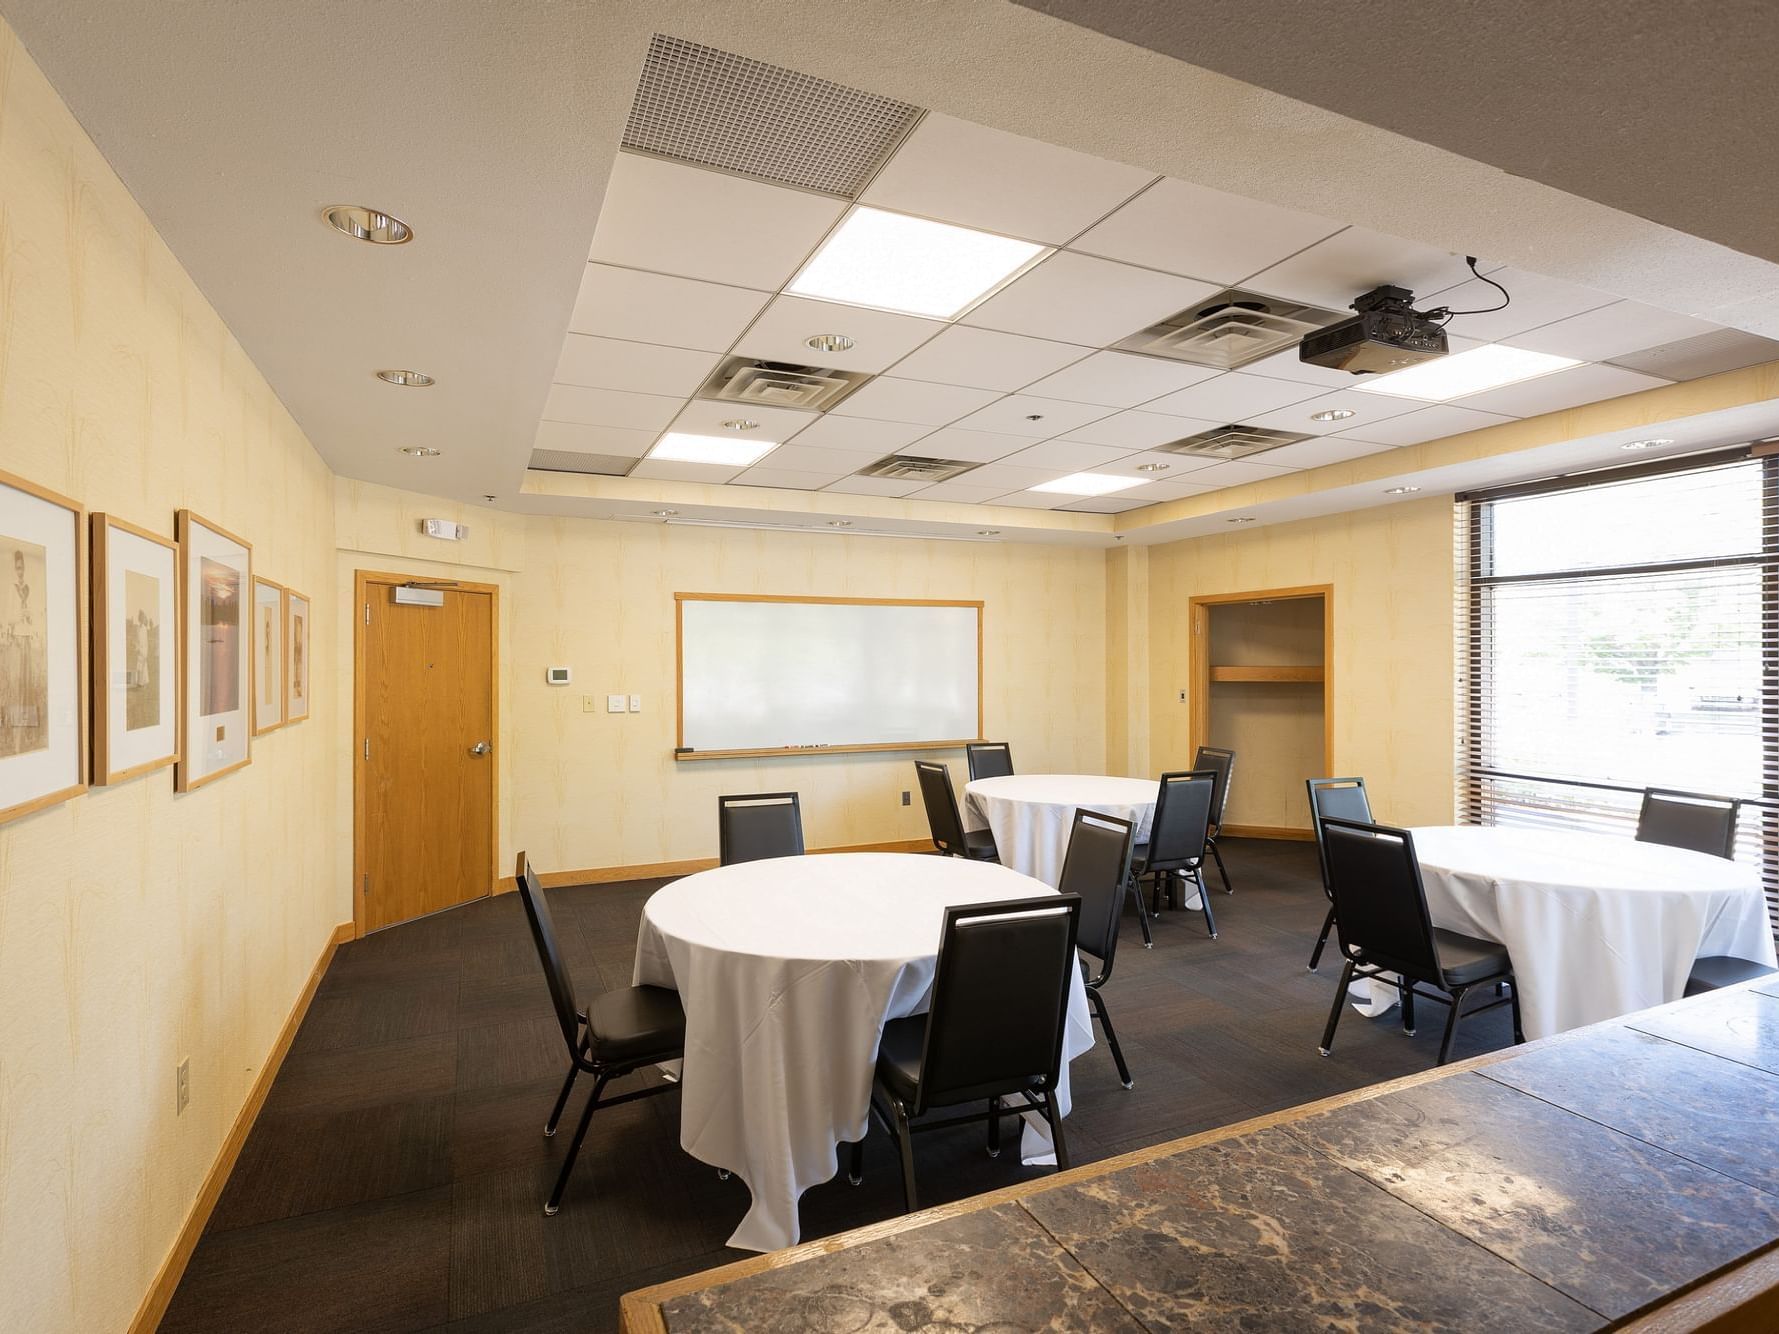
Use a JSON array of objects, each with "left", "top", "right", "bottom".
[{"left": 7, "top": 0, "right": 1779, "bottom": 541}]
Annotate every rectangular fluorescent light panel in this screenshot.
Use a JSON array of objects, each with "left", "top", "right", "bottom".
[
  {"left": 1028, "top": 471, "right": 1146, "bottom": 497},
  {"left": 1356, "top": 344, "right": 1582, "bottom": 401},
  {"left": 646, "top": 432, "right": 778, "bottom": 466},
  {"left": 787, "top": 206, "right": 1046, "bottom": 319}
]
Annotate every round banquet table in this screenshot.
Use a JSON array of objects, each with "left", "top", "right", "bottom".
[
  {"left": 965, "top": 773, "right": 1186, "bottom": 898},
  {"left": 630, "top": 852, "right": 1095, "bottom": 1253},
  {"left": 1349, "top": 825, "right": 1776, "bottom": 1040}
]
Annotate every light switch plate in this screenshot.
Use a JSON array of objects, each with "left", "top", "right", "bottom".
[
  {"left": 628, "top": 694, "right": 642, "bottom": 713},
  {"left": 607, "top": 694, "right": 626, "bottom": 714}
]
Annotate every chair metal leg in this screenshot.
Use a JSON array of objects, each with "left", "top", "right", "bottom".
[
  {"left": 545, "top": 1071, "right": 610, "bottom": 1216},
  {"left": 847, "top": 1137, "right": 864, "bottom": 1186},
  {"left": 1041, "top": 1091, "right": 1071, "bottom": 1172},
  {"left": 986, "top": 1096, "right": 1002, "bottom": 1157},
  {"left": 1308, "top": 904, "right": 1336, "bottom": 973},
  {"left": 1320, "top": 960, "right": 1355, "bottom": 1056},
  {"left": 1196, "top": 868, "right": 1218, "bottom": 939},
  {"left": 1209, "top": 836, "right": 1234, "bottom": 894},
  {"left": 1436, "top": 988, "right": 1466, "bottom": 1066},
  {"left": 1088, "top": 985, "right": 1133, "bottom": 1089},
  {"left": 1401, "top": 979, "right": 1417, "bottom": 1036},
  {"left": 544, "top": 1063, "right": 580, "bottom": 1137},
  {"left": 1127, "top": 876, "right": 1153, "bottom": 948},
  {"left": 1508, "top": 977, "right": 1526, "bottom": 1045},
  {"left": 892, "top": 1101, "right": 919, "bottom": 1213}
]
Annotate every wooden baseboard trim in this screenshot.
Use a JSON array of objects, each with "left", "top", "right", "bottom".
[
  {"left": 495, "top": 838, "right": 935, "bottom": 893},
  {"left": 127, "top": 920, "right": 353, "bottom": 1334},
  {"left": 1221, "top": 823, "right": 1314, "bottom": 842}
]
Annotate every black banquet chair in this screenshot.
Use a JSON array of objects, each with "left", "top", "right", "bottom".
[
  {"left": 1305, "top": 776, "right": 1374, "bottom": 973},
  {"left": 515, "top": 853, "right": 686, "bottom": 1215},
  {"left": 1130, "top": 770, "right": 1220, "bottom": 944},
  {"left": 1061, "top": 808, "right": 1139, "bottom": 1088},
  {"left": 848, "top": 893, "right": 1081, "bottom": 1212},
  {"left": 1317, "top": 819, "right": 1523, "bottom": 1067},
  {"left": 914, "top": 760, "right": 998, "bottom": 861},
  {"left": 717, "top": 791, "right": 805, "bottom": 865},
  {"left": 965, "top": 741, "right": 1014, "bottom": 781},
  {"left": 1192, "top": 745, "right": 1237, "bottom": 894}
]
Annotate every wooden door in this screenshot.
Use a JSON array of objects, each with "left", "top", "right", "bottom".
[{"left": 355, "top": 571, "right": 498, "bottom": 933}]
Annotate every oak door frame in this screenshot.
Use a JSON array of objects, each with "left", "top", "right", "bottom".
[{"left": 351, "top": 568, "right": 501, "bottom": 938}]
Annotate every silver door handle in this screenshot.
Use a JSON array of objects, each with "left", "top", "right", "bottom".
[{"left": 469, "top": 741, "right": 491, "bottom": 756}]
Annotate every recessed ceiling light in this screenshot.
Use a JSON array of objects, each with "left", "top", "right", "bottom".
[
  {"left": 1355, "top": 345, "right": 1581, "bottom": 401},
  {"left": 376, "top": 369, "right": 434, "bottom": 387},
  {"left": 787, "top": 206, "right": 1047, "bottom": 319},
  {"left": 1310, "top": 408, "right": 1356, "bottom": 422},
  {"left": 1383, "top": 485, "right": 1422, "bottom": 495},
  {"left": 804, "top": 334, "right": 855, "bottom": 354},
  {"left": 323, "top": 204, "right": 412, "bottom": 244},
  {"left": 652, "top": 509, "right": 678, "bottom": 517},
  {"left": 1227, "top": 516, "right": 1256, "bottom": 524},
  {"left": 646, "top": 432, "right": 777, "bottom": 467},
  {"left": 720, "top": 418, "right": 760, "bottom": 431},
  {"left": 1136, "top": 462, "right": 1171, "bottom": 472},
  {"left": 828, "top": 520, "right": 853, "bottom": 528},
  {"left": 398, "top": 446, "right": 440, "bottom": 457},
  {"left": 1621, "top": 437, "right": 1674, "bottom": 451},
  {"left": 1029, "top": 472, "right": 1145, "bottom": 497},
  {"left": 977, "top": 529, "right": 1001, "bottom": 536}
]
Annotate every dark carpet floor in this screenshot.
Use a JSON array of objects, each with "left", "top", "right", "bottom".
[{"left": 160, "top": 838, "right": 1517, "bottom": 1333}]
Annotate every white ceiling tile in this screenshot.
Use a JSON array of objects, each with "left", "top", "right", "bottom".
[
  {"left": 823, "top": 475, "right": 930, "bottom": 497},
  {"left": 997, "top": 439, "right": 1137, "bottom": 471},
  {"left": 1056, "top": 492, "right": 1165, "bottom": 513},
  {"left": 627, "top": 458, "right": 745, "bottom": 484},
  {"left": 1064, "top": 409, "right": 1221, "bottom": 449},
  {"left": 908, "top": 480, "right": 1018, "bottom": 503},
  {"left": 1089, "top": 449, "right": 1211, "bottom": 478},
  {"left": 1246, "top": 227, "right": 1483, "bottom": 313},
  {"left": 958, "top": 461, "right": 1072, "bottom": 490},
  {"left": 1135, "top": 478, "right": 1221, "bottom": 501},
  {"left": 1247, "top": 436, "right": 1396, "bottom": 470},
  {"left": 889, "top": 326, "right": 1091, "bottom": 392},
  {"left": 666, "top": 399, "right": 815, "bottom": 443},
  {"left": 1176, "top": 459, "right": 1295, "bottom": 488},
  {"left": 570, "top": 265, "right": 767, "bottom": 352},
  {"left": 1453, "top": 362, "right": 1672, "bottom": 416},
  {"left": 1418, "top": 267, "right": 1618, "bottom": 342},
  {"left": 753, "top": 443, "right": 879, "bottom": 474},
  {"left": 1071, "top": 177, "right": 1344, "bottom": 284},
  {"left": 950, "top": 394, "right": 1112, "bottom": 439},
  {"left": 589, "top": 153, "right": 844, "bottom": 290},
  {"left": 962, "top": 253, "right": 1220, "bottom": 346},
  {"left": 909, "top": 427, "right": 1031, "bottom": 463},
  {"left": 733, "top": 295, "right": 945, "bottom": 373},
  {"left": 552, "top": 335, "right": 717, "bottom": 397},
  {"left": 989, "top": 491, "right": 1075, "bottom": 509},
  {"left": 828, "top": 377, "right": 1001, "bottom": 426},
  {"left": 533, "top": 420, "right": 657, "bottom": 459},
  {"left": 1506, "top": 300, "right": 1725, "bottom": 362},
  {"left": 542, "top": 384, "right": 681, "bottom": 431},
  {"left": 1243, "top": 390, "right": 1422, "bottom": 437},
  {"left": 1334, "top": 404, "right": 1516, "bottom": 447},
  {"left": 731, "top": 468, "right": 844, "bottom": 491},
  {"left": 784, "top": 415, "right": 933, "bottom": 453},
  {"left": 1019, "top": 350, "right": 1222, "bottom": 408},
  {"left": 1141, "top": 372, "right": 1322, "bottom": 422},
  {"left": 860, "top": 112, "right": 1156, "bottom": 244}
]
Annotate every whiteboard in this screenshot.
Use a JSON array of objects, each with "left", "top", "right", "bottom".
[{"left": 677, "top": 596, "right": 982, "bottom": 756}]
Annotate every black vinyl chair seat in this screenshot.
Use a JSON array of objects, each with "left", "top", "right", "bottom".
[
  {"left": 585, "top": 985, "right": 687, "bottom": 1064},
  {"left": 873, "top": 1014, "right": 927, "bottom": 1102},
  {"left": 1430, "top": 929, "right": 1513, "bottom": 987},
  {"left": 1685, "top": 955, "right": 1779, "bottom": 996},
  {"left": 960, "top": 826, "right": 1000, "bottom": 859}
]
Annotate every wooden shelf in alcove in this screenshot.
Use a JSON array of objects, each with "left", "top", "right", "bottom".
[{"left": 1209, "top": 664, "right": 1326, "bottom": 683}]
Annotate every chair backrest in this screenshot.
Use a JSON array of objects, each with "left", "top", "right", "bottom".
[
  {"left": 915, "top": 761, "right": 969, "bottom": 855},
  {"left": 1058, "top": 809, "right": 1135, "bottom": 967},
  {"left": 912, "top": 894, "right": 1081, "bottom": 1115},
  {"left": 1307, "top": 776, "right": 1374, "bottom": 897},
  {"left": 1635, "top": 788, "right": 1740, "bottom": 859},
  {"left": 1193, "top": 746, "right": 1236, "bottom": 828},
  {"left": 718, "top": 791, "right": 805, "bottom": 865},
  {"left": 1320, "top": 819, "right": 1443, "bottom": 984},
  {"left": 1143, "top": 770, "right": 1216, "bottom": 872},
  {"left": 966, "top": 741, "right": 1014, "bottom": 781},
  {"left": 514, "top": 853, "right": 582, "bottom": 1058}
]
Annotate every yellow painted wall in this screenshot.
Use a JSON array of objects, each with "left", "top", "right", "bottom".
[
  {"left": 1148, "top": 496, "right": 1458, "bottom": 830},
  {"left": 0, "top": 19, "right": 341, "bottom": 1334}
]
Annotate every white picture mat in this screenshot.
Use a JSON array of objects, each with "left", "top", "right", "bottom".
[
  {"left": 680, "top": 599, "right": 979, "bottom": 752},
  {"left": 103, "top": 524, "right": 177, "bottom": 773},
  {"left": 286, "top": 592, "right": 310, "bottom": 720},
  {"left": 254, "top": 579, "right": 283, "bottom": 725},
  {"left": 182, "top": 518, "right": 250, "bottom": 782},
  {"left": 0, "top": 483, "right": 80, "bottom": 809}
]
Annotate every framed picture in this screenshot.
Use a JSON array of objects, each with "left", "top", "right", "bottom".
[
  {"left": 0, "top": 469, "right": 85, "bottom": 824},
  {"left": 285, "top": 588, "right": 311, "bottom": 724},
  {"left": 176, "top": 511, "right": 252, "bottom": 792},
  {"left": 91, "top": 514, "right": 179, "bottom": 785},
  {"left": 253, "top": 576, "right": 286, "bottom": 735}
]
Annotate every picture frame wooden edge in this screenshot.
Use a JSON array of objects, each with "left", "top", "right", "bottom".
[
  {"left": 283, "top": 586, "right": 311, "bottom": 725},
  {"left": 174, "top": 509, "right": 253, "bottom": 794},
  {"left": 0, "top": 467, "right": 88, "bottom": 825},
  {"left": 251, "top": 574, "right": 288, "bottom": 736},
  {"left": 90, "top": 512, "right": 181, "bottom": 787}
]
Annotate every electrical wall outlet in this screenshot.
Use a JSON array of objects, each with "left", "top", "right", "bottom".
[
  {"left": 901, "top": 790, "right": 911, "bottom": 806},
  {"left": 176, "top": 1058, "right": 190, "bottom": 1115},
  {"left": 1178, "top": 689, "right": 1187, "bottom": 702}
]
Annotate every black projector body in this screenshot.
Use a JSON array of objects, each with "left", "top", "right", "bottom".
[{"left": 1299, "top": 285, "right": 1449, "bottom": 374}]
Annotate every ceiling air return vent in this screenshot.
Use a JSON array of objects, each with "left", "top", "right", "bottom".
[
  {"left": 698, "top": 357, "right": 870, "bottom": 412},
  {"left": 527, "top": 450, "right": 638, "bottom": 476},
  {"left": 855, "top": 455, "right": 979, "bottom": 484},
  {"left": 623, "top": 35, "right": 923, "bottom": 197},
  {"left": 1157, "top": 424, "right": 1310, "bottom": 461},
  {"left": 1113, "top": 289, "right": 1345, "bottom": 370}
]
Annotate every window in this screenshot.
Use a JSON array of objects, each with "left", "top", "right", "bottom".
[{"left": 1460, "top": 448, "right": 1778, "bottom": 927}]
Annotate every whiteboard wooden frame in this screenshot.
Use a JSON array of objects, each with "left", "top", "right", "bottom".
[{"left": 673, "top": 592, "right": 985, "bottom": 761}]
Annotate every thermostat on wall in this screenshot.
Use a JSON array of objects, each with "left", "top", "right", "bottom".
[
  {"left": 546, "top": 667, "right": 572, "bottom": 685},
  {"left": 420, "top": 518, "right": 469, "bottom": 541}
]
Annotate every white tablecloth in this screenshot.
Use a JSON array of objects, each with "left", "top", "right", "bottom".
[
  {"left": 631, "top": 852, "right": 1095, "bottom": 1252},
  {"left": 964, "top": 773, "right": 1161, "bottom": 888},
  {"left": 1350, "top": 825, "right": 1775, "bottom": 1039}
]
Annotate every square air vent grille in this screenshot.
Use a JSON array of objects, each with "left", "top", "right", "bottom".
[
  {"left": 623, "top": 35, "right": 923, "bottom": 197},
  {"left": 527, "top": 450, "right": 638, "bottom": 477},
  {"left": 1158, "top": 425, "right": 1310, "bottom": 461},
  {"left": 697, "top": 357, "right": 870, "bottom": 412},
  {"left": 856, "top": 455, "right": 979, "bottom": 483},
  {"left": 1113, "top": 288, "right": 1345, "bottom": 370}
]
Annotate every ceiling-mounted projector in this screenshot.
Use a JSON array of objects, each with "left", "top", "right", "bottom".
[{"left": 1298, "top": 284, "right": 1449, "bottom": 374}]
